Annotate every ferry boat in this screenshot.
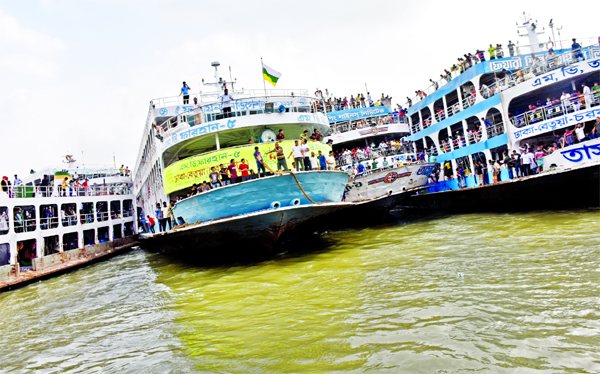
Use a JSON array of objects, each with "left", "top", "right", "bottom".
[
  {"left": 322, "top": 99, "right": 436, "bottom": 213},
  {"left": 133, "top": 62, "right": 350, "bottom": 259},
  {"left": 397, "top": 14, "right": 600, "bottom": 212},
  {"left": 0, "top": 160, "right": 138, "bottom": 288}
]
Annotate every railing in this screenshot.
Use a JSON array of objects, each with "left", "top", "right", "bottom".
[
  {"left": 62, "top": 214, "right": 78, "bottom": 227},
  {"left": 336, "top": 146, "right": 414, "bottom": 167},
  {"left": 122, "top": 209, "right": 134, "bottom": 218},
  {"left": 97, "top": 211, "right": 109, "bottom": 222},
  {"left": 0, "top": 185, "right": 134, "bottom": 199},
  {"left": 80, "top": 213, "right": 94, "bottom": 224},
  {"left": 157, "top": 94, "right": 323, "bottom": 140},
  {"left": 330, "top": 115, "right": 404, "bottom": 134},
  {"left": 434, "top": 110, "right": 446, "bottom": 122},
  {"left": 404, "top": 38, "right": 600, "bottom": 108},
  {"left": 486, "top": 122, "right": 506, "bottom": 138},
  {"left": 462, "top": 94, "right": 476, "bottom": 109},
  {"left": 40, "top": 217, "right": 59, "bottom": 230},
  {"left": 14, "top": 217, "right": 36, "bottom": 233},
  {"left": 466, "top": 130, "right": 483, "bottom": 145},
  {"left": 150, "top": 88, "right": 310, "bottom": 109},
  {"left": 511, "top": 93, "right": 600, "bottom": 128}
]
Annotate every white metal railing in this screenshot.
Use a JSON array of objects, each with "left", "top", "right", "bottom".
[
  {"left": 80, "top": 213, "right": 94, "bottom": 224},
  {"left": 97, "top": 211, "right": 110, "bottom": 222},
  {"left": 40, "top": 217, "right": 59, "bottom": 230},
  {"left": 335, "top": 145, "right": 415, "bottom": 167},
  {"left": 122, "top": 209, "right": 134, "bottom": 218},
  {"left": 14, "top": 217, "right": 37, "bottom": 233},
  {"left": 150, "top": 88, "right": 310, "bottom": 109},
  {"left": 511, "top": 93, "right": 600, "bottom": 128},
  {"left": 61, "top": 213, "right": 78, "bottom": 227},
  {"left": 0, "top": 185, "right": 133, "bottom": 199},
  {"left": 486, "top": 122, "right": 506, "bottom": 138},
  {"left": 404, "top": 38, "right": 600, "bottom": 108},
  {"left": 157, "top": 94, "right": 323, "bottom": 140}
]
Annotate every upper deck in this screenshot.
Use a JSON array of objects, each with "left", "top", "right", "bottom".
[{"left": 407, "top": 41, "right": 600, "bottom": 143}]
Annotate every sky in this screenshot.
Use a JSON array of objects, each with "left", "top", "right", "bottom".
[{"left": 1, "top": 0, "right": 598, "bottom": 178}]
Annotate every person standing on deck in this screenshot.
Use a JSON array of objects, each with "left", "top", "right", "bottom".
[
  {"left": 155, "top": 203, "right": 163, "bottom": 232},
  {"left": 267, "top": 142, "right": 289, "bottom": 171},
  {"left": 582, "top": 84, "right": 592, "bottom": 109},
  {"left": 508, "top": 41, "right": 515, "bottom": 57},
  {"left": 239, "top": 159, "right": 250, "bottom": 182},
  {"left": 301, "top": 139, "right": 311, "bottom": 171},
  {"left": 488, "top": 44, "right": 496, "bottom": 60},
  {"left": 254, "top": 147, "right": 266, "bottom": 178},
  {"left": 162, "top": 201, "right": 171, "bottom": 231},
  {"left": 227, "top": 159, "right": 239, "bottom": 183},
  {"left": 179, "top": 82, "right": 191, "bottom": 104},
  {"left": 289, "top": 140, "right": 304, "bottom": 172},
  {"left": 221, "top": 88, "right": 233, "bottom": 118}
]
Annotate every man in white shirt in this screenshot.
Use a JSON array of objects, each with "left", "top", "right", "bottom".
[
  {"left": 221, "top": 89, "right": 233, "bottom": 118},
  {"left": 309, "top": 152, "right": 319, "bottom": 170},
  {"left": 560, "top": 92, "right": 572, "bottom": 112},
  {"left": 288, "top": 140, "right": 304, "bottom": 171},
  {"left": 13, "top": 175, "right": 22, "bottom": 186},
  {"left": 582, "top": 84, "right": 592, "bottom": 109},
  {"left": 575, "top": 123, "right": 586, "bottom": 143},
  {"left": 326, "top": 151, "right": 336, "bottom": 170},
  {"left": 301, "top": 139, "right": 311, "bottom": 171}
]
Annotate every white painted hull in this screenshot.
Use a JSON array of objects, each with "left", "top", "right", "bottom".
[{"left": 345, "top": 163, "right": 435, "bottom": 203}]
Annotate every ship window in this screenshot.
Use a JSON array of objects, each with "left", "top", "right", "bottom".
[
  {"left": 17, "top": 239, "right": 37, "bottom": 271},
  {"left": 124, "top": 222, "right": 134, "bottom": 236},
  {"left": 0, "top": 243, "right": 10, "bottom": 265},
  {"left": 0, "top": 206, "right": 8, "bottom": 235},
  {"left": 98, "top": 227, "right": 109, "bottom": 243},
  {"left": 43, "top": 235, "right": 60, "bottom": 256},
  {"left": 110, "top": 200, "right": 121, "bottom": 219},
  {"left": 83, "top": 229, "right": 95, "bottom": 246},
  {"left": 17, "top": 239, "right": 37, "bottom": 269},
  {"left": 113, "top": 224, "right": 122, "bottom": 239},
  {"left": 123, "top": 200, "right": 133, "bottom": 218},
  {"left": 80, "top": 202, "right": 94, "bottom": 225},
  {"left": 40, "top": 204, "right": 59, "bottom": 230},
  {"left": 63, "top": 233, "right": 78, "bottom": 251},
  {"left": 97, "top": 201, "right": 108, "bottom": 222},
  {"left": 61, "top": 203, "right": 78, "bottom": 227},
  {"left": 14, "top": 205, "right": 36, "bottom": 233}
]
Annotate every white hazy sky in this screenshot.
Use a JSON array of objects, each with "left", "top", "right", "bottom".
[{"left": 1, "top": 0, "right": 598, "bottom": 177}]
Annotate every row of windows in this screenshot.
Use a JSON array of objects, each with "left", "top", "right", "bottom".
[
  {"left": 0, "top": 200, "right": 133, "bottom": 235},
  {"left": 0, "top": 223, "right": 136, "bottom": 266}
]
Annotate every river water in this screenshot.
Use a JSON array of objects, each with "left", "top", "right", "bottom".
[{"left": 1, "top": 210, "right": 599, "bottom": 373}]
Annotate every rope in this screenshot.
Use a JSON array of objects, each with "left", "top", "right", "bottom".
[{"left": 262, "top": 160, "right": 323, "bottom": 205}]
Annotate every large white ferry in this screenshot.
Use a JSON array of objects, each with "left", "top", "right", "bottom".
[
  {"left": 398, "top": 14, "right": 600, "bottom": 211},
  {"left": 133, "top": 62, "right": 350, "bottom": 259},
  {"left": 0, "top": 160, "right": 137, "bottom": 286}
]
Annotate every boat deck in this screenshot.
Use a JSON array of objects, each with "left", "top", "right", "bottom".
[{"left": 0, "top": 236, "right": 139, "bottom": 292}]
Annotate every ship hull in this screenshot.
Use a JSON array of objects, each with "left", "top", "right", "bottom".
[
  {"left": 398, "top": 162, "right": 600, "bottom": 213},
  {"left": 140, "top": 202, "right": 352, "bottom": 262},
  {"left": 172, "top": 171, "right": 349, "bottom": 224},
  {"left": 344, "top": 163, "right": 435, "bottom": 203}
]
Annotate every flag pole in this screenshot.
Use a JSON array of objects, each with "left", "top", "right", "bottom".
[{"left": 261, "top": 57, "right": 267, "bottom": 97}]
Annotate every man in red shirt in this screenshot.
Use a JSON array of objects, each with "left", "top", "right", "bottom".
[{"left": 239, "top": 158, "right": 250, "bottom": 182}]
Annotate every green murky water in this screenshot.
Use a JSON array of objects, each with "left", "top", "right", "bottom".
[{"left": 1, "top": 210, "right": 599, "bottom": 373}]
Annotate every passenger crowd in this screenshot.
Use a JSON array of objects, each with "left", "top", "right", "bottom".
[
  {"left": 409, "top": 38, "right": 594, "bottom": 107},
  {"left": 510, "top": 84, "right": 600, "bottom": 125},
  {"left": 315, "top": 90, "right": 393, "bottom": 111},
  {"left": 437, "top": 116, "right": 600, "bottom": 188},
  {"left": 334, "top": 139, "right": 414, "bottom": 166}
]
